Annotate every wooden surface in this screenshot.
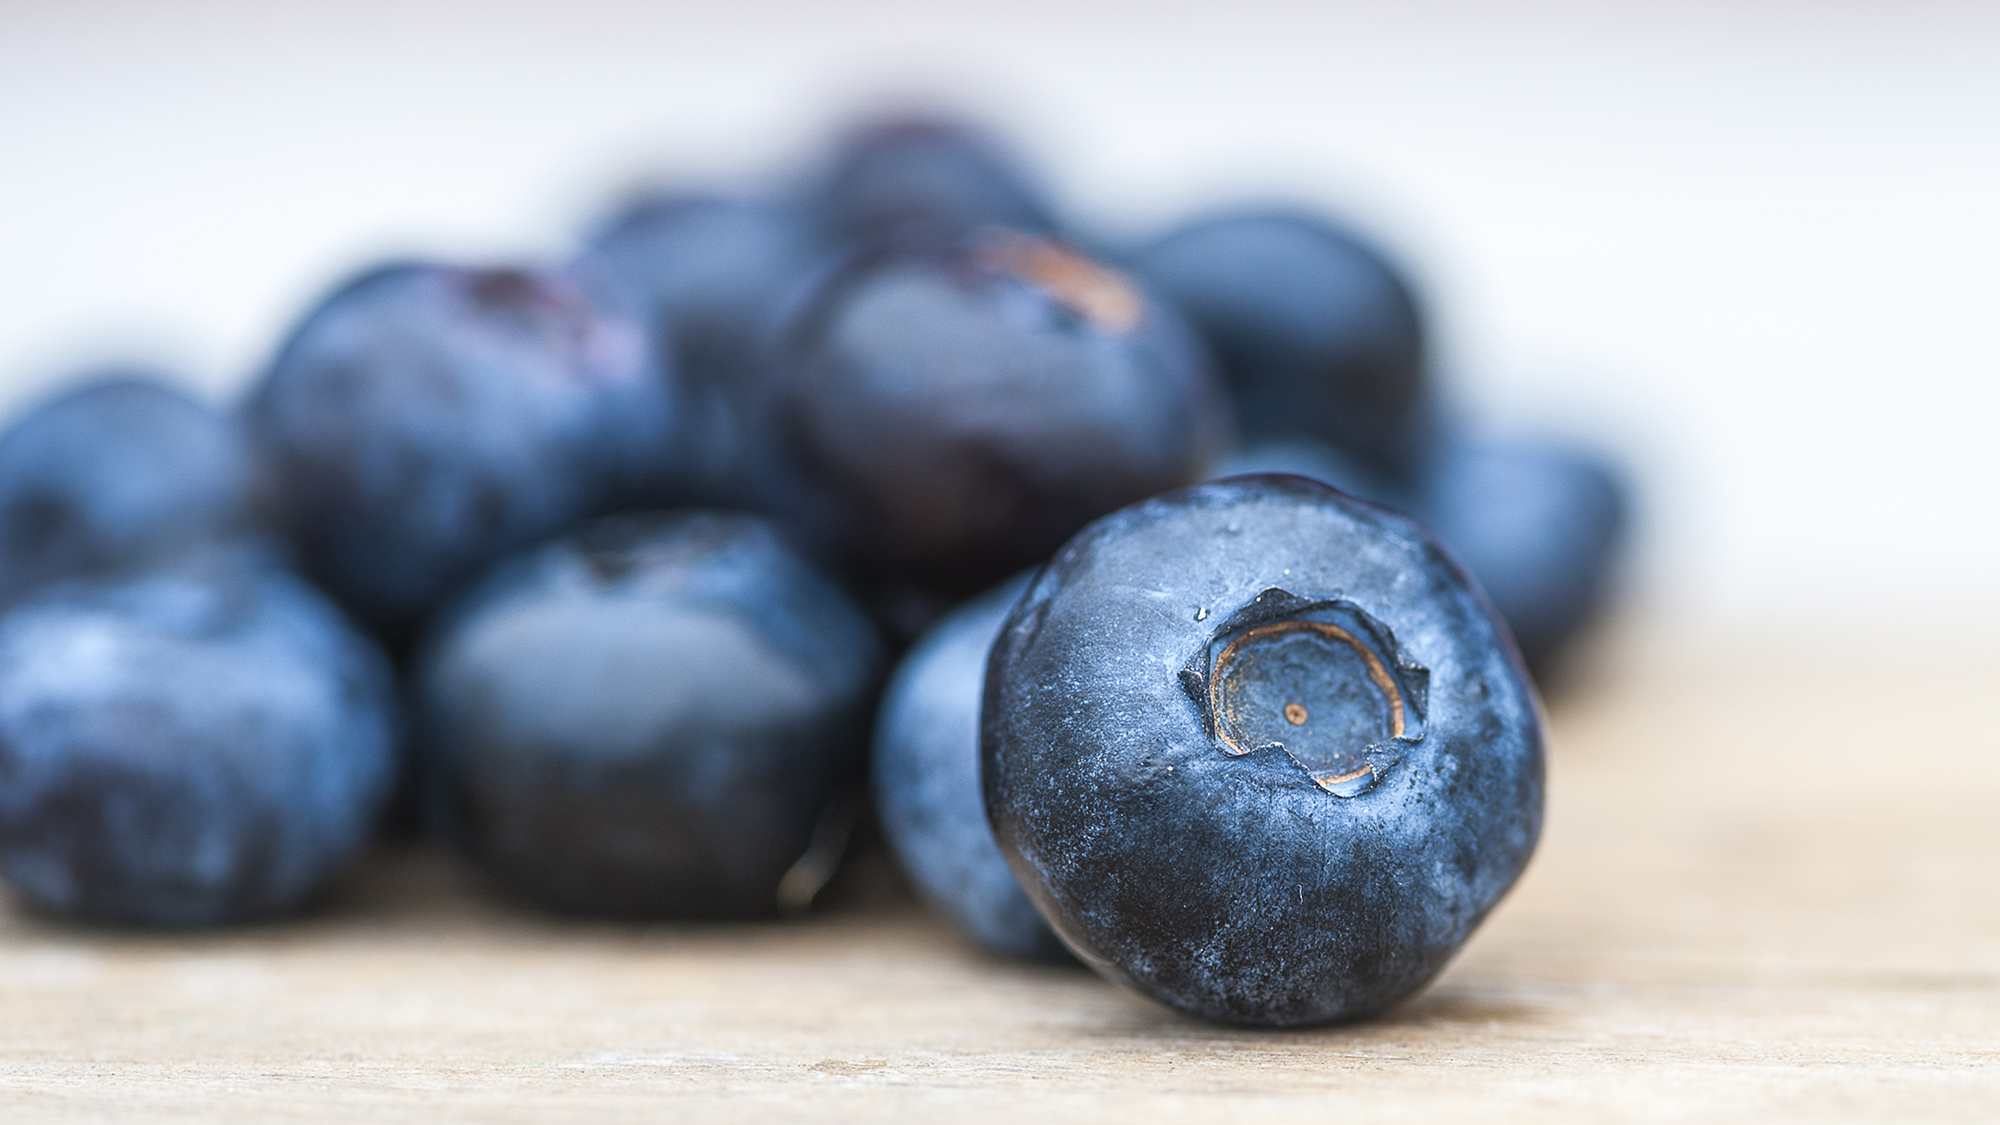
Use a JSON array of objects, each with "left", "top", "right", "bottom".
[{"left": 2, "top": 630, "right": 1996, "bottom": 1122}]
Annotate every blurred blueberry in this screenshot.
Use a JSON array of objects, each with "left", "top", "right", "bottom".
[
  {"left": 245, "top": 262, "right": 674, "bottom": 642},
  {"left": 983, "top": 476, "right": 1542, "bottom": 1026},
  {"left": 586, "top": 193, "right": 833, "bottom": 505},
  {"left": 0, "top": 552, "right": 400, "bottom": 927},
  {"left": 1212, "top": 438, "right": 1418, "bottom": 514},
  {"left": 778, "top": 228, "right": 1230, "bottom": 594},
  {"left": 418, "top": 510, "right": 884, "bottom": 918},
  {"left": 873, "top": 571, "right": 1068, "bottom": 962},
  {"left": 1415, "top": 434, "right": 1628, "bottom": 671},
  {"left": 808, "top": 113, "right": 1057, "bottom": 249},
  {"left": 0, "top": 372, "right": 264, "bottom": 608},
  {"left": 1135, "top": 209, "right": 1430, "bottom": 475}
]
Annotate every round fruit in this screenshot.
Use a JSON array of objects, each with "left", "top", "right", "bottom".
[
  {"left": 982, "top": 475, "right": 1542, "bottom": 1026},
  {"left": 417, "top": 511, "right": 883, "bottom": 918}
]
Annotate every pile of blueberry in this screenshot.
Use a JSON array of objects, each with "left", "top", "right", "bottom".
[{"left": 0, "top": 113, "right": 1620, "bottom": 1026}]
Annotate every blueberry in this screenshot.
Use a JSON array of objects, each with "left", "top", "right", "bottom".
[
  {"left": 245, "top": 262, "right": 673, "bottom": 641},
  {"left": 1212, "top": 438, "right": 1418, "bottom": 515},
  {"left": 1135, "top": 209, "right": 1429, "bottom": 474},
  {"left": 0, "top": 372, "right": 264, "bottom": 608},
  {"left": 0, "top": 552, "right": 399, "bottom": 927},
  {"left": 1415, "top": 435, "right": 1627, "bottom": 671},
  {"left": 809, "top": 114, "right": 1057, "bottom": 249},
  {"left": 417, "top": 510, "right": 884, "bottom": 918},
  {"left": 982, "top": 475, "right": 1542, "bottom": 1026},
  {"left": 873, "top": 571, "right": 1068, "bottom": 961},
  {"left": 586, "top": 194, "right": 832, "bottom": 505},
  {"left": 778, "top": 229, "right": 1230, "bottom": 594}
]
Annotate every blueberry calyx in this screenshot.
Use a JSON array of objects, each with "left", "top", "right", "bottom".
[
  {"left": 1178, "top": 587, "right": 1428, "bottom": 797},
  {"left": 971, "top": 229, "right": 1144, "bottom": 334}
]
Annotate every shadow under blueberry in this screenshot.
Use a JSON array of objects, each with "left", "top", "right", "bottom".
[{"left": 1071, "top": 974, "right": 1545, "bottom": 1042}]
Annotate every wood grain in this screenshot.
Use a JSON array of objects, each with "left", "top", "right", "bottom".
[{"left": 2, "top": 630, "right": 1996, "bottom": 1122}]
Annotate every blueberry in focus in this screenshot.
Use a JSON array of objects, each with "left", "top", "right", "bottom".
[
  {"left": 245, "top": 262, "right": 672, "bottom": 641},
  {"left": 1135, "top": 209, "right": 1429, "bottom": 474},
  {"left": 873, "top": 571, "right": 1067, "bottom": 961},
  {"left": 586, "top": 193, "right": 832, "bottom": 504},
  {"left": 0, "top": 553, "right": 400, "bottom": 927},
  {"left": 1415, "top": 435, "right": 1627, "bottom": 671},
  {"left": 417, "top": 510, "right": 884, "bottom": 918},
  {"left": 0, "top": 372, "right": 264, "bottom": 608},
  {"left": 808, "top": 113, "right": 1057, "bottom": 249},
  {"left": 982, "top": 475, "right": 1543, "bottom": 1026},
  {"left": 779, "top": 228, "right": 1230, "bottom": 594}
]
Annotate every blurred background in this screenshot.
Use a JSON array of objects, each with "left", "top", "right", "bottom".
[{"left": 2, "top": 0, "right": 1995, "bottom": 640}]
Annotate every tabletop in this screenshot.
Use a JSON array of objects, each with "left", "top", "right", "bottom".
[{"left": 2, "top": 627, "right": 1995, "bottom": 1122}]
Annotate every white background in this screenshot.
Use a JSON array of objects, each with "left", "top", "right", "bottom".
[{"left": 2, "top": 0, "right": 1995, "bottom": 633}]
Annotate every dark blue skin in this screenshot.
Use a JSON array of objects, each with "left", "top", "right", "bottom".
[
  {"left": 873, "top": 572, "right": 1068, "bottom": 962},
  {"left": 1216, "top": 435, "right": 1627, "bottom": 673},
  {"left": 778, "top": 228, "right": 1231, "bottom": 596},
  {"left": 0, "top": 372, "right": 265, "bottom": 608},
  {"left": 982, "top": 476, "right": 1542, "bottom": 1026},
  {"left": 1135, "top": 209, "right": 1430, "bottom": 475},
  {"left": 1416, "top": 435, "right": 1627, "bottom": 672},
  {"left": 245, "top": 262, "right": 673, "bottom": 642},
  {"left": 0, "top": 553, "right": 400, "bottom": 927},
  {"left": 808, "top": 114, "right": 1057, "bottom": 250},
  {"left": 586, "top": 193, "right": 834, "bottom": 507},
  {"left": 418, "top": 510, "right": 884, "bottom": 919}
]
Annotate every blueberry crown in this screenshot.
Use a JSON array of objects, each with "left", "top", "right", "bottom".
[{"left": 1179, "top": 587, "right": 1428, "bottom": 797}]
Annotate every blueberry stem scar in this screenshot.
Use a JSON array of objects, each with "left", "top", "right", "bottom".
[
  {"left": 1207, "top": 618, "right": 1407, "bottom": 786},
  {"left": 974, "top": 230, "right": 1144, "bottom": 333}
]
